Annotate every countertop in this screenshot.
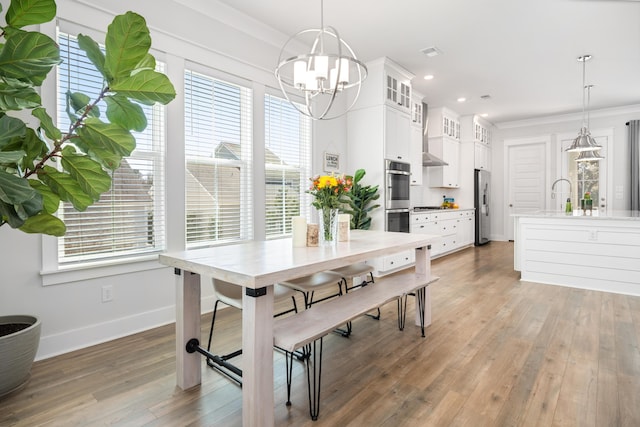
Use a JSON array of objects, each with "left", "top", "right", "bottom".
[
  {"left": 411, "top": 208, "right": 475, "bottom": 214},
  {"left": 512, "top": 210, "right": 640, "bottom": 220}
]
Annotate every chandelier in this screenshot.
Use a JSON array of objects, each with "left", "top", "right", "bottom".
[
  {"left": 566, "top": 54, "right": 603, "bottom": 160},
  {"left": 274, "top": 0, "right": 368, "bottom": 120}
]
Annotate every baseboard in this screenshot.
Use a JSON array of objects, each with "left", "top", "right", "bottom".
[{"left": 36, "top": 295, "right": 216, "bottom": 361}]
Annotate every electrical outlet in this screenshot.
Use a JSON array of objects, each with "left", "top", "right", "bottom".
[{"left": 102, "top": 285, "right": 113, "bottom": 303}]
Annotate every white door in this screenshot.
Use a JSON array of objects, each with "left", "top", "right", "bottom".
[
  {"left": 506, "top": 139, "right": 549, "bottom": 240},
  {"left": 558, "top": 129, "right": 610, "bottom": 214}
]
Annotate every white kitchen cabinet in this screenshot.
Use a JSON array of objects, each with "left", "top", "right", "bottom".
[
  {"left": 411, "top": 209, "right": 475, "bottom": 258},
  {"left": 385, "top": 69, "right": 411, "bottom": 113},
  {"left": 474, "top": 142, "right": 490, "bottom": 171},
  {"left": 384, "top": 106, "right": 410, "bottom": 162},
  {"left": 427, "top": 136, "right": 460, "bottom": 188},
  {"left": 409, "top": 125, "right": 423, "bottom": 185},
  {"left": 428, "top": 107, "right": 460, "bottom": 140}
]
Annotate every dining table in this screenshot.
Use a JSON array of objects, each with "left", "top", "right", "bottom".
[{"left": 158, "top": 229, "right": 437, "bottom": 426}]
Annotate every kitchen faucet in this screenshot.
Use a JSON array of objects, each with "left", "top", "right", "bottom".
[{"left": 551, "top": 178, "right": 572, "bottom": 200}]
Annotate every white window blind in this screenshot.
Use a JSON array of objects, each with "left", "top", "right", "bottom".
[
  {"left": 184, "top": 69, "right": 253, "bottom": 247},
  {"left": 264, "top": 93, "right": 312, "bottom": 238},
  {"left": 56, "top": 33, "right": 166, "bottom": 265}
]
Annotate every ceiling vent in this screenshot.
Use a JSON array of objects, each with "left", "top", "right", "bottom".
[
  {"left": 480, "top": 94, "right": 492, "bottom": 100},
  {"left": 420, "top": 46, "right": 442, "bottom": 57}
]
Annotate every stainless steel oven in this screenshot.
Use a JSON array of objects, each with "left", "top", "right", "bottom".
[
  {"left": 386, "top": 208, "right": 410, "bottom": 233},
  {"left": 385, "top": 159, "right": 410, "bottom": 210}
]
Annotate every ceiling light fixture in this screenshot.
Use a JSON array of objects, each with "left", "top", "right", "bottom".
[
  {"left": 575, "top": 85, "right": 604, "bottom": 162},
  {"left": 566, "top": 55, "right": 603, "bottom": 157},
  {"left": 457, "top": 97, "right": 466, "bottom": 103},
  {"left": 274, "top": 0, "right": 367, "bottom": 120},
  {"left": 423, "top": 74, "right": 434, "bottom": 80}
]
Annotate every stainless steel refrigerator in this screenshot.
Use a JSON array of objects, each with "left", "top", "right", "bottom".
[{"left": 474, "top": 169, "right": 491, "bottom": 245}]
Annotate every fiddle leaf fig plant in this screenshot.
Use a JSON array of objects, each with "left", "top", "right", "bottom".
[
  {"left": 340, "top": 168, "right": 380, "bottom": 230},
  {"left": 0, "top": 0, "right": 176, "bottom": 236}
]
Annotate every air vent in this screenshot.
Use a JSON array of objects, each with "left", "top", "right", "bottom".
[
  {"left": 480, "top": 94, "right": 491, "bottom": 100},
  {"left": 420, "top": 46, "right": 443, "bottom": 57}
]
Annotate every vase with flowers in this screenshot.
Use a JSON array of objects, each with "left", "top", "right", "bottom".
[{"left": 307, "top": 174, "right": 352, "bottom": 244}]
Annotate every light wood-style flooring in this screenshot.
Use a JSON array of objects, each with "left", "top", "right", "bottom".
[{"left": 2, "top": 241, "right": 640, "bottom": 426}]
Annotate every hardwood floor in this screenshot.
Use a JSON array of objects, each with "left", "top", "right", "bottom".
[{"left": 2, "top": 241, "right": 640, "bottom": 426}]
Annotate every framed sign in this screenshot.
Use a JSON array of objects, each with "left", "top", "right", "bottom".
[{"left": 323, "top": 152, "right": 340, "bottom": 172}]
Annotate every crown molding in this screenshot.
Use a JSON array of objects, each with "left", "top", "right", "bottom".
[{"left": 496, "top": 104, "right": 640, "bottom": 130}]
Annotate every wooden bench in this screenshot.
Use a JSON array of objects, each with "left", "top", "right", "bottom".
[{"left": 273, "top": 272, "right": 439, "bottom": 421}]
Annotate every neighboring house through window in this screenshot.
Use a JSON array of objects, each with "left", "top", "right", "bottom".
[
  {"left": 264, "top": 93, "right": 312, "bottom": 238},
  {"left": 184, "top": 69, "right": 253, "bottom": 247}
]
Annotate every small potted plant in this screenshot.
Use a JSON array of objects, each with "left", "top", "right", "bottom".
[{"left": 581, "top": 192, "right": 593, "bottom": 214}]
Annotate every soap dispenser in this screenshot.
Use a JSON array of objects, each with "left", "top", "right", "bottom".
[{"left": 565, "top": 197, "right": 572, "bottom": 214}]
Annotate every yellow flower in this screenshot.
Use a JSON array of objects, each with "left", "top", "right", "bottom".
[{"left": 317, "top": 175, "right": 338, "bottom": 189}]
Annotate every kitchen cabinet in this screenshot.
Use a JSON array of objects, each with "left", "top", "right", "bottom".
[
  {"left": 384, "top": 106, "right": 410, "bottom": 162},
  {"left": 426, "top": 136, "right": 460, "bottom": 188},
  {"left": 410, "top": 209, "right": 475, "bottom": 258},
  {"left": 346, "top": 57, "right": 416, "bottom": 276},
  {"left": 409, "top": 90, "right": 424, "bottom": 186},
  {"left": 385, "top": 69, "right": 411, "bottom": 113},
  {"left": 474, "top": 142, "right": 490, "bottom": 171},
  {"left": 428, "top": 107, "right": 460, "bottom": 140}
]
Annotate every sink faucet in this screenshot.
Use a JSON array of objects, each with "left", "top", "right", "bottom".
[{"left": 551, "top": 178, "right": 572, "bottom": 200}]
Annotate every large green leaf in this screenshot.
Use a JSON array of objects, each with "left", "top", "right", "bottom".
[
  {"left": 0, "top": 150, "right": 25, "bottom": 165},
  {"left": 0, "top": 200, "right": 27, "bottom": 228},
  {"left": 0, "top": 31, "right": 60, "bottom": 86},
  {"left": 132, "top": 53, "right": 156, "bottom": 74},
  {"left": 6, "top": 128, "right": 48, "bottom": 171},
  {"left": 38, "top": 165, "right": 94, "bottom": 211},
  {"left": 105, "top": 94, "right": 147, "bottom": 131},
  {"left": 110, "top": 69, "right": 176, "bottom": 105},
  {"left": 104, "top": 12, "right": 150, "bottom": 81},
  {"left": 77, "top": 34, "right": 106, "bottom": 79},
  {"left": 60, "top": 146, "right": 111, "bottom": 200},
  {"left": 29, "top": 179, "right": 59, "bottom": 214},
  {"left": 6, "top": 0, "right": 56, "bottom": 28},
  {"left": 0, "top": 115, "right": 26, "bottom": 149},
  {"left": 0, "top": 168, "right": 35, "bottom": 205},
  {"left": 0, "top": 77, "right": 41, "bottom": 110},
  {"left": 19, "top": 212, "right": 65, "bottom": 236},
  {"left": 32, "top": 107, "right": 62, "bottom": 141},
  {"left": 76, "top": 117, "right": 135, "bottom": 169},
  {"left": 67, "top": 91, "right": 99, "bottom": 118}
]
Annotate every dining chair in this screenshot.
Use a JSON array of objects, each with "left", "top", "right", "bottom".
[
  {"left": 206, "top": 278, "right": 299, "bottom": 385},
  {"left": 328, "top": 262, "right": 380, "bottom": 320}
]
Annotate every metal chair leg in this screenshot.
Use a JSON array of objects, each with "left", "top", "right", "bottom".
[
  {"left": 286, "top": 350, "right": 294, "bottom": 406},
  {"left": 305, "top": 338, "right": 323, "bottom": 421},
  {"left": 416, "top": 287, "right": 426, "bottom": 337},
  {"left": 397, "top": 295, "right": 408, "bottom": 331}
]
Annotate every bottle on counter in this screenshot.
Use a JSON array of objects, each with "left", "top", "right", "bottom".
[{"left": 565, "top": 197, "right": 572, "bottom": 214}]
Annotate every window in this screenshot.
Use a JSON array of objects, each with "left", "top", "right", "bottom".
[
  {"left": 56, "top": 33, "right": 166, "bottom": 265},
  {"left": 184, "top": 69, "right": 253, "bottom": 247},
  {"left": 264, "top": 93, "right": 312, "bottom": 238}
]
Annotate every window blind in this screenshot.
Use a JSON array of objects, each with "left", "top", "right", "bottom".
[
  {"left": 264, "top": 93, "right": 312, "bottom": 238},
  {"left": 184, "top": 69, "right": 253, "bottom": 247},
  {"left": 56, "top": 33, "right": 166, "bottom": 264}
]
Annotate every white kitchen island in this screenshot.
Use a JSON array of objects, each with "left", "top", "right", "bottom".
[
  {"left": 158, "top": 229, "right": 437, "bottom": 426},
  {"left": 513, "top": 210, "right": 640, "bottom": 296}
]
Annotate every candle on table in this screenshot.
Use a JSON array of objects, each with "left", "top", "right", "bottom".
[
  {"left": 306, "top": 223, "right": 319, "bottom": 246},
  {"left": 338, "top": 213, "right": 350, "bottom": 242},
  {"left": 291, "top": 216, "right": 307, "bottom": 247}
]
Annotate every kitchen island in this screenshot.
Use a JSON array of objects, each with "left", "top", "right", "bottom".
[{"left": 513, "top": 210, "right": 640, "bottom": 296}]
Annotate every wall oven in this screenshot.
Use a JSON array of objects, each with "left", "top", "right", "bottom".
[
  {"left": 385, "top": 159, "right": 410, "bottom": 210},
  {"left": 385, "top": 159, "right": 410, "bottom": 233}
]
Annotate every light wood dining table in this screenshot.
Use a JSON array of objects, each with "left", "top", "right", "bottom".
[{"left": 158, "top": 229, "right": 437, "bottom": 426}]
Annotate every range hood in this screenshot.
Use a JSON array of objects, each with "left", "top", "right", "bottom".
[{"left": 421, "top": 102, "right": 448, "bottom": 167}]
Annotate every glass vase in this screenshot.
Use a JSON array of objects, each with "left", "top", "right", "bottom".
[{"left": 319, "top": 208, "right": 339, "bottom": 246}]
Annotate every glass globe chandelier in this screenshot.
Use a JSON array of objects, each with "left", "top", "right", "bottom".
[
  {"left": 566, "top": 55, "right": 603, "bottom": 159},
  {"left": 274, "top": 0, "right": 368, "bottom": 120}
]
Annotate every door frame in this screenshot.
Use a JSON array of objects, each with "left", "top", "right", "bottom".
[
  {"left": 504, "top": 135, "right": 552, "bottom": 241},
  {"left": 555, "top": 127, "right": 614, "bottom": 214}
]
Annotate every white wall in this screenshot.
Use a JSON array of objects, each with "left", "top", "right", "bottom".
[
  {"left": 0, "top": 0, "right": 345, "bottom": 360},
  {"left": 491, "top": 105, "right": 640, "bottom": 241}
]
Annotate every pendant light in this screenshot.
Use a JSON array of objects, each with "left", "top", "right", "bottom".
[
  {"left": 566, "top": 55, "right": 602, "bottom": 154},
  {"left": 274, "top": 0, "right": 368, "bottom": 120},
  {"left": 575, "top": 85, "right": 604, "bottom": 162}
]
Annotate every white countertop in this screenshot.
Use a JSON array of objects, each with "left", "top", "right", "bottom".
[
  {"left": 512, "top": 210, "right": 640, "bottom": 220},
  {"left": 411, "top": 208, "right": 475, "bottom": 214}
]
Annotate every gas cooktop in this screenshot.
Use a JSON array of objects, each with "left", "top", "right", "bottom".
[{"left": 412, "top": 206, "right": 450, "bottom": 212}]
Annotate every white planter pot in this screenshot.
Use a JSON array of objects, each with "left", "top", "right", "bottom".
[{"left": 0, "top": 315, "right": 41, "bottom": 398}]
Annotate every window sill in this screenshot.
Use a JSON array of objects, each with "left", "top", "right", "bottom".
[{"left": 40, "top": 255, "right": 166, "bottom": 286}]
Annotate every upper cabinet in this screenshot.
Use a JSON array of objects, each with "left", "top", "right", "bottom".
[
  {"left": 409, "top": 90, "right": 424, "bottom": 186},
  {"left": 428, "top": 107, "right": 460, "bottom": 140},
  {"left": 461, "top": 115, "right": 494, "bottom": 171},
  {"left": 384, "top": 106, "right": 410, "bottom": 162},
  {"left": 385, "top": 69, "right": 411, "bottom": 113},
  {"left": 349, "top": 57, "right": 415, "bottom": 114}
]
